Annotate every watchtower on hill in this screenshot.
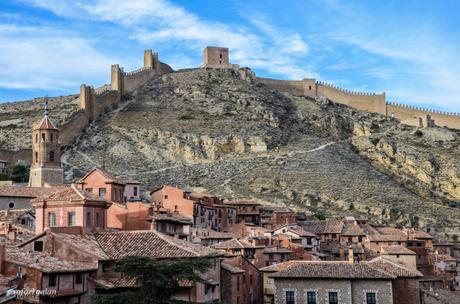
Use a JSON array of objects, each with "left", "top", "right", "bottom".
[
  {"left": 28, "top": 101, "right": 64, "bottom": 187},
  {"left": 203, "top": 46, "right": 230, "bottom": 67}
]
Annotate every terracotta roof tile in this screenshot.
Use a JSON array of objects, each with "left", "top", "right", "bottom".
[
  {"left": 191, "top": 228, "right": 235, "bottom": 239},
  {"left": 33, "top": 116, "right": 58, "bottom": 130},
  {"left": 269, "top": 261, "right": 395, "bottom": 279},
  {"left": 94, "top": 230, "right": 222, "bottom": 259},
  {"left": 0, "top": 185, "right": 65, "bottom": 198},
  {"left": 44, "top": 184, "right": 105, "bottom": 202},
  {"left": 367, "top": 257, "right": 423, "bottom": 278},
  {"left": 212, "top": 238, "right": 254, "bottom": 249},
  {"left": 260, "top": 260, "right": 304, "bottom": 272},
  {"left": 302, "top": 219, "right": 344, "bottom": 235},
  {"left": 341, "top": 223, "right": 365, "bottom": 236},
  {"left": 5, "top": 247, "right": 97, "bottom": 273},
  {"left": 381, "top": 245, "right": 416, "bottom": 255},
  {"left": 221, "top": 262, "right": 245, "bottom": 274}
]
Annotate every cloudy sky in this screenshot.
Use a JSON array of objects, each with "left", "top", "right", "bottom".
[{"left": 1, "top": 0, "right": 459, "bottom": 112}]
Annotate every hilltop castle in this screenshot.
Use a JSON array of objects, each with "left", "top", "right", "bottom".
[{"left": 44, "top": 46, "right": 460, "bottom": 151}]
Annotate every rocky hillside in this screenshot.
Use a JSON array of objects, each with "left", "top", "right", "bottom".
[
  {"left": 0, "top": 95, "right": 79, "bottom": 150},
  {"left": 51, "top": 68, "right": 460, "bottom": 233}
]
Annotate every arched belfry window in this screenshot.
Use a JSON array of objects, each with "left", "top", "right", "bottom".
[
  {"left": 35, "top": 152, "right": 38, "bottom": 163},
  {"left": 35, "top": 133, "right": 38, "bottom": 143},
  {"left": 49, "top": 151, "right": 55, "bottom": 162},
  {"left": 50, "top": 133, "right": 54, "bottom": 142},
  {"left": 41, "top": 133, "right": 45, "bottom": 142}
]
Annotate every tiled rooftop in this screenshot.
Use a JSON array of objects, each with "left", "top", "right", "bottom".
[
  {"left": 269, "top": 261, "right": 395, "bottom": 279},
  {"left": 77, "top": 167, "right": 126, "bottom": 185},
  {"left": 151, "top": 212, "right": 192, "bottom": 224},
  {"left": 0, "top": 185, "right": 65, "bottom": 198},
  {"left": 94, "top": 230, "right": 223, "bottom": 259},
  {"left": 221, "top": 262, "right": 245, "bottom": 274},
  {"left": 302, "top": 219, "right": 344, "bottom": 235},
  {"left": 43, "top": 184, "right": 105, "bottom": 202},
  {"left": 33, "top": 116, "right": 58, "bottom": 130},
  {"left": 381, "top": 245, "right": 416, "bottom": 255},
  {"left": 212, "top": 238, "right": 254, "bottom": 249},
  {"left": 367, "top": 256, "right": 423, "bottom": 278},
  {"left": 191, "top": 227, "right": 235, "bottom": 239},
  {"left": 6, "top": 247, "right": 97, "bottom": 273},
  {"left": 341, "top": 223, "right": 365, "bottom": 236}
]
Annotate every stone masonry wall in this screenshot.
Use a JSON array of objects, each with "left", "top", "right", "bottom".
[
  {"left": 317, "top": 82, "right": 387, "bottom": 115},
  {"left": 257, "top": 77, "right": 460, "bottom": 130},
  {"left": 273, "top": 278, "right": 393, "bottom": 304},
  {"left": 387, "top": 102, "right": 460, "bottom": 130}
]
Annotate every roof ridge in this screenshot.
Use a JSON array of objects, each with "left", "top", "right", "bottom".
[
  {"left": 368, "top": 256, "right": 422, "bottom": 275},
  {"left": 153, "top": 230, "right": 202, "bottom": 257}
]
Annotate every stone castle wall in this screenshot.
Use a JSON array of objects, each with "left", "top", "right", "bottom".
[
  {"left": 386, "top": 102, "right": 460, "bottom": 130},
  {"left": 257, "top": 77, "right": 459, "bottom": 130},
  {"left": 316, "top": 82, "right": 386, "bottom": 115},
  {"left": 58, "top": 49, "right": 172, "bottom": 147}
]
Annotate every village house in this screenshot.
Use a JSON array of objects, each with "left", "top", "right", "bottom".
[
  {"left": 190, "top": 227, "right": 235, "bottom": 246},
  {"left": 76, "top": 167, "right": 126, "bottom": 204},
  {"left": 302, "top": 218, "right": 344, "bottom": 257},
  {"left": 32, "top": 184, "right": 112, "bottom": 234},
  {"left": 221, "top": 254, "right": 263, "bottom": 304},
  {"left": 267, "top": 257, "right": 422, "bottom": 304},
  {"left": 0, "top": 184, "right": 65, "bottom": 210},
  {"left": 151, "top": 186, "right": 237, "bottom": 231},
  {"left": 380, "top": 245, "right": 417, "bottom": 268},
  {"left": 3, "top": 228, "right": 224, "bottom": 304},
  {"left": 0, "top": 240, "right": 97, "bottom": 304},
  {"left": 262, "top": 246, "right": 292, "bottom": 267},
  {"left": 150, "top": 209, "right": 192, "bottom": 240},
  {"left": 225, "top": 200, "right": 261, "bottom": 226},
  {"left": 271, "top": 224, "right": 320, "bottom": 253},
  {"left": 124, "top": 177, "right": 140, "bottom": 202},
  {"left": 259, "top": 206, "right": 296, "bottom": 229},
  {"left": 432, "top": 253, "right": 458, "bottom": 290}
]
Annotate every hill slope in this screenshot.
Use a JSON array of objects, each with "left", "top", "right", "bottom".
[{"left": 54, "top": 68, "right": 460, "bottom": 232}]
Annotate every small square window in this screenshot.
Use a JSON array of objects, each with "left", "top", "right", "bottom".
[
  {"left": 286, "top": 291, "right": 295, "bottom": 304},
  {"left": 75, "top": 273, "right": 83, "bottom": 284},
  {"left": 328, "top": 292, "right": 338, "bottom": 304},
  {"left": 48, "top": 274, "right": 57, "bottom": 287},
  {"left": 34, "top": 241, "right": 43, "bottom": 252},
  {"left": 366, "top": 292, "right": 376, "bottom": 304},
  {"left": 307, "top": 291, "right": 316, "bottom": 304}
]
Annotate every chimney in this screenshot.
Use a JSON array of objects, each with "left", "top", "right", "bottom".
[
  {"left": 8, "top": 228, "right": 16, "bottom": 242},
  {"left": 348, "top": 246, "right": 354, "bottom": 264}
]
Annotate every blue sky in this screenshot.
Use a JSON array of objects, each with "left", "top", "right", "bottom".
[{"left": 0, "top": 0, "right": 459, "bottom": 112}]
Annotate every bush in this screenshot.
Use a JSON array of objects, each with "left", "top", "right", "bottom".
[
  {"left": 0, "top": 173, "right": 9, "bottom": 181},
  {"left": 10, "top": 160, "right": 30, "bottom": 183}
]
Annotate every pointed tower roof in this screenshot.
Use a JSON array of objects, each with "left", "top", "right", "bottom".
[{"left": 33, "top": 100, "right": 58, "bottom": 130}]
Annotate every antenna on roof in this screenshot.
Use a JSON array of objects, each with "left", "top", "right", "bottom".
[{"left": 44, "top": 96, "right": 49, "bottom": 117}]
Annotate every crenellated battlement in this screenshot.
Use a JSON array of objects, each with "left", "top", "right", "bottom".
[
  {"left": 386, "top": 101, "right": 460, "bottom": 117},
  {"left": 316, "top": 81, "right": 381, "bottom": 96}
]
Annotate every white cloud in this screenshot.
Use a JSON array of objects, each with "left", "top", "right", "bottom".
[
  {"left": 23, "top": 0, "right": 313, "bottom": 79},
  {"left": 0, "top": 24, "right": 115, "bottom": 90}
]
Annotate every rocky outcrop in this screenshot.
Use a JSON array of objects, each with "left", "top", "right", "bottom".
[{"left": 352, "top": 124, "right": 460, "bottom": 201}]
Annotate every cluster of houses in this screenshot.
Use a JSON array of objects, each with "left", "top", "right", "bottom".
[{"left": 0, "top": 102, "right": 459, "bottom": 304}]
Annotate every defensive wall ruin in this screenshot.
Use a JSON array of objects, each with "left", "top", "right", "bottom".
[
  {"left": 256, "top": 77, "right": 459, "bottom": 130},
  {"left": 58, "top": 50, "right": 173, "bottom": 146}
]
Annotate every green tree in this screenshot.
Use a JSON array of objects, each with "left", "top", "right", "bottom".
[
  {"left": 0, "top": 173, "right": 9, "bottom": 181},
  {"left": 10, "top": 160, "right": 29, "bottom": 183},
  {"left": 91, "top": 256, "right": 214, "bottom": 304}
]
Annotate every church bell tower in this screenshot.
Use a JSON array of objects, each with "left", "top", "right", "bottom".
[{"left": 28, "top": 101, "right": 64, "bottom": 187}]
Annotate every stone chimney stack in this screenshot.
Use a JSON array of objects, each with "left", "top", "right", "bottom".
[{"left": 348, "top": 246, "right": 354, "bottom": 264}]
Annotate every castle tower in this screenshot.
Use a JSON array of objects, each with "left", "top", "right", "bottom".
[{"left": 28, "top": 101, "right": 64, "bottom": 187}]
